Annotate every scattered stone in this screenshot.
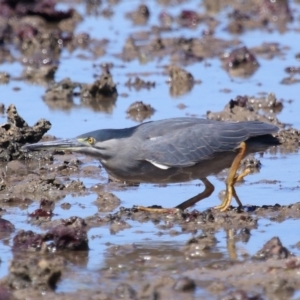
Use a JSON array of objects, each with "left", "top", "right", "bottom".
[
  {"left": 126, "top": 4, "right": 150, "bottom": 25},
  {"left": 173, "top": 276, "right": 196, "bottom": 292},
  {"left": 281, "top": 76, "right": 300, "bottom": 85},
  {"left": 207, "top": 93, "right": 282, "bottom": 124},
  {"left": 221, "top": 289, "right": 263, "bottom": 300},
  {"left": 0, "top": 104, "right": 51, "bottom": 161},
  {"left": 125, "top": 76, "right": 155, "bottom": 91},
  {"left": 227, "top": 9, "right": 250, "bottom": 34},
  {"left": 60, "top": 202, "right": 71, "bottom": 210},
  {"left": 252, "top": 42, "right": 284, "bottom": 60},
  {"left": 22, "top": 64, "right": 57, "bottom": 83},
  {"left": 168, "top": 65, "right": 194, "bottom": 97},
  {"left": 278, "top": 128, "right": 300, "bottom": 152},
  {"left": 257, "top": 0, "right": 292, "bottom": 25},
  {"left": 45, "top": 217, "right": 89, "bottom": 251},
  {"left": 110, "top": 219, "right": 131, "bottom": 234},
  {"left": 12, "top": 230, "right": 45, "bottom": 252},
  {"left": 126, "top": 101, "right": 155, "bottom": 122},
  {"left": 43, "top": 78, "right": 79, "bottom": 110},
  {"left": 241, "top": 157, "right": 261, "bottom": 172},
  {"left": 222, "top": 46, "right": 259, "bottom": 77},
  {"left": 177, "top": 103, "right": 187, "bottom": 110},
  {"left": 0, "top": 0, "right": 74, "bottom": 21},
  {"left": 65, "top": 179, "right": 85, "bottom": 191},
  {"left": 114, "top": 283, "right": 137, "bottom": 299},
  {"left": 6, "top": 256, "right": 63, "bottom": 290},
  {"left": 28, "top": 199, "right": 54, "bottom": 219},
  {"left": 177, "top": 10, "right": 200, "bottom": 28},
  {"left": 9, "top": 173, "right": 65, "bottom": 195},
  {"left": 0, "top": 103, "right": 5, "bottom": 114},
  {"left": 80, "top": 67, "right": 117, "bottom": 113},
  {"left": 184, "top": 234, "right": 217, "bottom": 258},
  {"left": 0, "top": 72, "right": 10, "bottom": 84},
  {"left": 13, "top": 217, "right": 89, "bottom": 252},
  {"left": 226, "top": 1, "right": 292, "bottom": 33},
  {"left": 0, "top": 218, "right": 15, "bottom": 239},
  {"left": 159, "top": 11, "right": 173, "bottom": 28},
  {"left": 254, "top": 237, "right": 291, "bottom": 260},
  {"left": 94, "top": 192, "right": 121, "bottom": 212},
  {"left": 285, "top": 66, "right": 300, "bottom": 74}
]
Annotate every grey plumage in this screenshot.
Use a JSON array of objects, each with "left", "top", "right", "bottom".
[
  {"left": 76, "top": 118, "right": 279, "bottom": 170},
  {"left": 22, "top": 117, "right": 280, "bottom": 210}
]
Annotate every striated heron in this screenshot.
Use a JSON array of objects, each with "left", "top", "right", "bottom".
[{"left": 22, "top": 118, "right": 280, "bottom": 212}]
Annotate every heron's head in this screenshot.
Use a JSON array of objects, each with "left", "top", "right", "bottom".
[
  {"left": 22, "top": 135, "right": 105, "bottom": 158},
  {"left": 22, "top": 127, "right": 137, "bottom": 162}
]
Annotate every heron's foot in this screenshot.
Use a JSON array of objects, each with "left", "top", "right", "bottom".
[
  {"left": 214, "top": 186, "right": 234, "bottom": 212},
  {"left": 136, "top": 205, "right": 181, "bottom": 214},
  {"left": 214, "top": 142, "right": 249, "bottom": 212},
  {"left": 214, "top": 184, "right": 243, "bottom": 212},
  {"left": 214, "top": 167, "right": 251, "bottom": 212},
  {"left": 234, "top": 168, "right": 251, "bottom": 183}
]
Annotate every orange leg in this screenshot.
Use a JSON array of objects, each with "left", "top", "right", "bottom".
[
  {"left": 215, "top": 142, "right": 248, "bottom": 212},
  {"left": 232, "top": 167, "right": 251, "bottom": 207},
  {"left": 137, "top": 177, "right": 215, "bottom": 213}
]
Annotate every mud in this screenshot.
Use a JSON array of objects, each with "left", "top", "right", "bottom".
[{"left": 0, "top": 0, "right": 300, "bottom": 299}]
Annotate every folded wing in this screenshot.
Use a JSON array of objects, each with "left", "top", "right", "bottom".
[{"left": 140, "top": 120, "right": 278, "bottom": 169}]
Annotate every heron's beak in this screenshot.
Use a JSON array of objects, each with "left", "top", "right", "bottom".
[{"left": 21, "top": 138, "right": 88, "bottom": 152}]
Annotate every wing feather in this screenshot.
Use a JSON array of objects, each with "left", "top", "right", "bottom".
[{"left": 140, "top": 120, "right": 278, "bottom": 168}]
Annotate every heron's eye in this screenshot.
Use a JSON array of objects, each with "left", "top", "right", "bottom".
[{"left": 87, "top": 137, "right": 95, "bottom": 145}]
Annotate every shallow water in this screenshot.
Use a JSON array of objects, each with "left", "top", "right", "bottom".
[{"left": 1, "top": 0, "right": 300, "bottom": 297}]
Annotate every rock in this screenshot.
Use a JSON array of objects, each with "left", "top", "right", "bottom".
[{"left": 0, "top": 104, "right": 51, "bottom": 161}]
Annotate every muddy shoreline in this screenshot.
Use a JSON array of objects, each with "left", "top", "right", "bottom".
[{"left": 0, "top": 0, "right": 300, "bottom": 299}]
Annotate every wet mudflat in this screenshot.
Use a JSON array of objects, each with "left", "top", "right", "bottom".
[{"left": 1, "top": 0, "right": 300, "bottom": 299}]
